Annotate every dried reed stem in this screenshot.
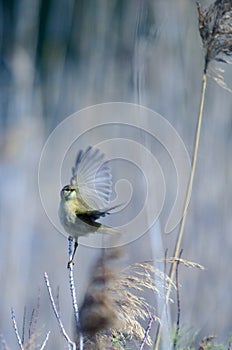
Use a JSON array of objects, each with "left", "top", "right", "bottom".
[
  {"left": 154, "top": 69, "right": 208, "bottom": 350},
  {"left": 173, "top": 249, "right": 183, "bottom": 350},
  {"left": 154, "top": 0, "right": 232, "bottom": 346},
  {"left": 168, "top": 70, "right": 207, "bottom": 280}
]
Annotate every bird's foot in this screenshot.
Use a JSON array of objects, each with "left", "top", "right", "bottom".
[{"left": 67, "top": 259, "right": 75, "bottom": 269}]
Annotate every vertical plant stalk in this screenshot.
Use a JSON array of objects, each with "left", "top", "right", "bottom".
[
  {"left": 173, "top": 249, "right": 183, "bottom": 350},
  {"left": 154, "top": 0, "right": 232, "bottom": 346},
  {"left": 68, "top": 238, "right": 84, "bottom": 350},
  {"left": 154, "top": 68, "right": 208, "bottom": 350},
  {"left": 169, "top": 68, "right": 207, "bottom": 282}
]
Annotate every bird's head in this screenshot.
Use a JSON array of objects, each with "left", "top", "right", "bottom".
[{"left": 60, "top": 185, "right": 76, "bottom": 201}]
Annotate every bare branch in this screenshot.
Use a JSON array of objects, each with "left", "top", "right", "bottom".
[
  {"left": 140, "top": 307, "right": 156, "bottom": 350},
  {"left": 11, "top": 308, "right": 24, "bottom": 350},
  {"left": 39, "top": 331, "right": 50, "bottom": 350},
  {"left": 44, "top": 272, "right": 76, "bottom": 350},
  {"left": 68, "top": 238, "right": 84, "bottom": 350}
]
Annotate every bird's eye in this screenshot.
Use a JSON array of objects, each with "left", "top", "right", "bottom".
[
  {"left": 61, "top": 187, "right": 71, "bottom": 199},
  {"left": 61, "top": 186, "right": 76, "bottom": 200}
]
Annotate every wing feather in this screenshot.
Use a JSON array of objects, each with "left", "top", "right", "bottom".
[{"left": 70, "top": 147, "right": 112, "bottom": 209}]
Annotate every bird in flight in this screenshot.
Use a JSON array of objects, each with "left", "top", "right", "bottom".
[{"left": 59, "top": 146, "right": 119, "bottom": 267}]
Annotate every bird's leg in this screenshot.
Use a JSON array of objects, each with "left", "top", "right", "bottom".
[{"left": 67, "top": 237, "right": 78, "bottom": 268}]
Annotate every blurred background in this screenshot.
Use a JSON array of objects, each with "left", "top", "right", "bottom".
[{"left": 1, "top": 0, "right": 232, "bottom": 348}]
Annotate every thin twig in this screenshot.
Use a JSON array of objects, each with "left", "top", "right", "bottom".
[
  {"left": 68, "top": 238, "right": 84, "bottom": 350},
  {"left": 44, "top": 272, "right": 76, "bottom": 349},
  {"left": 29, "top": 288, "right": 41, "bottom": 339},
  {"left": 21, "top": 306, "right": 26, "bottom": 345},
  {"left": 11, "top": 308, "right": 24, "bottom": 350},
  {"left": 55, "top": 286, "right": 60, "bottom": 315},
  {"left": 140, "top": 307, "right": 156, "bottom": 350},
  {"left": 163, "top": 249, "right": 170, "bottom": 331},
  {"left": 68, "top": 239, "right": 80, "bottom": 328},
  {"left": 154, "top": 70, "right": 208, "bottom": 350},
  {"left": 173, "top": 249, "right": 183, "bottom": 350},
  {"left": 39, "top": 331, "right": 50, "bottom": 350},
  {"left": 28, "top": 309, "right": 35, "bottom": 339}
]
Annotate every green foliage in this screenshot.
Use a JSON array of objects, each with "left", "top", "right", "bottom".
[
  {"left": 167, "top": 326, "right": 232, "bottom": 350},
  {"left": 170, "top": 325, "right": 199, "bottom": 350}
]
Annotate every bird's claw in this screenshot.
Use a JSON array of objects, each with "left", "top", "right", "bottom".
[{"left": 67, "top": 259, "right": 75, "bottom": 269}]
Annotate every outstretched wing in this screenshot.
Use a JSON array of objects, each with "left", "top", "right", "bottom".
[{"left": 70, "top": 146, "right": 112, "bottom": 209}]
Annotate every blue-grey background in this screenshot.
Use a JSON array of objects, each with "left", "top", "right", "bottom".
[{"left": 0, "top": 0, "right": 232, "bottom": 348}]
